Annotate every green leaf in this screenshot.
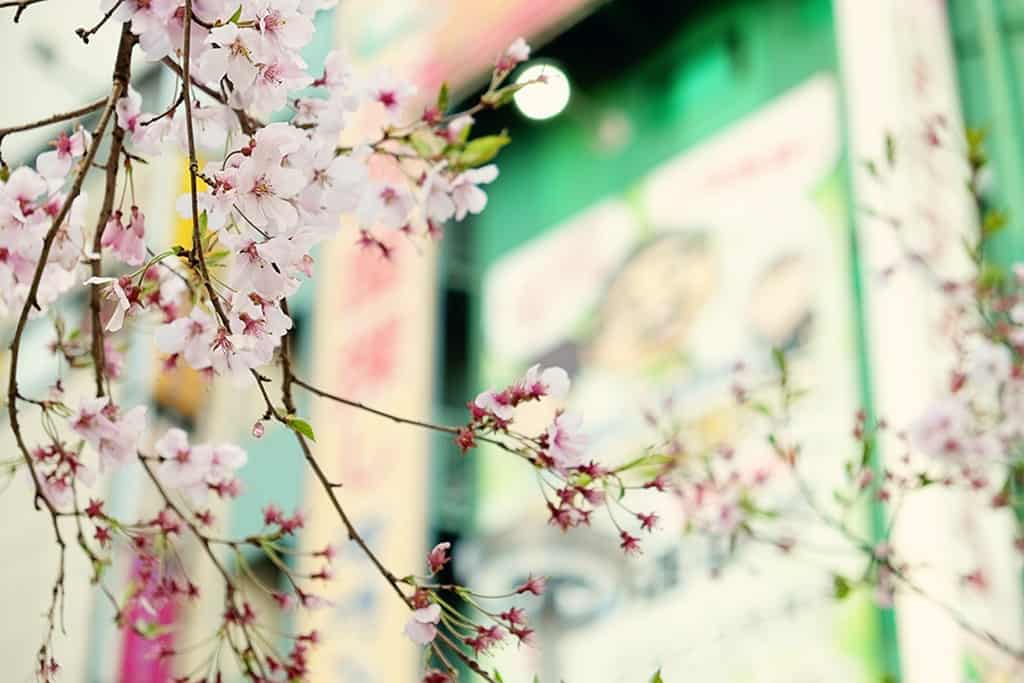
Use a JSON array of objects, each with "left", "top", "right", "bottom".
[
  {"left": 833, "top": 574, "right": 852, "bottom": 600},
  {"left": 436, "top": 82, "right": 450, "bottom": 114},
  {"left": 492, "top": 672, "right": 504, "bottom": 683},
  {"left": 983, "top": 209, "right": 1008, "bottom": 236},
  {"left": 228, "top": 4, "right": 243, "bottom": 23},
  {"left": 481, "top": 82, "right": 528, "bottom": 108},
  {"left": 650, "top": 670, "right": 665, "bottom": 683},
  {"left": 287, "top": 417, "right": 316, "bottom": 442},
  {"left": 884, "top": 132, "right": 896, "bottom": 166},
  {"left": 615, "top": 452, "right": 675, "bottom": 473},
  {"left": 978, "top": 262, "right": 1006, "bottom": 291},
  {"left": 409, "top": 130, "right": 445, "bottom": 159},
  {"left": 771, "top": 347, "right": 787, "bottom": 376},
  {"left": 198, "top": 209, "right": 208, "bottom": 234},
  {"left": 863, "top": 159, "right": 878, "bottom": 178},
  {"left": 456, "top": 133, "right": 510, "bottom": 168}
]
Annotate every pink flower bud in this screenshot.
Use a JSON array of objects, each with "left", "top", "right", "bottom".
[
  {"left": 427, "top": 541, "right": 451, "bottom": 574},
  {"left": 515, "top": 574, "right": 547, "bottom": 596}
]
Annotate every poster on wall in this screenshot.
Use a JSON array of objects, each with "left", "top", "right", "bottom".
[{"left": 473, "top": 75, "right": 879, "bottom": 681}]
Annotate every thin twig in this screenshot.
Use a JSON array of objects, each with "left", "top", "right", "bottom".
[
  {"left": 75, "top": 0, "right": 123, "bottom": 43},
  {"left": 290, "top": 376, "right": 460, "bottom": 435},
  {"left": 160, "top": 56, "right": 263, "bottom": 135},
  {"left": 5, "top": 23, "right": 132, "bottom": 682},
  {"left": 0, "top": 0, "right": 48, "bottom": 22},
  {"left": 0, "top": 97, "right": 107, "bottom": 167}
]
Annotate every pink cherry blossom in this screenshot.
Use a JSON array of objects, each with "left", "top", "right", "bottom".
[
  {"left": 116, "top": 86, "right": 144, "bottom": 136},
  {"left": 155, "top": 306, "right": 217, "bottom": 369},
  {"left": 474, "top": 389, "right": 514, "bottom": 421},
  {"left": 497, "top": 37, "right": 530, "bottom": 71},
  {"left": 403, "top": 604, "right": 441, "bottom": 645},
  {"left": 450, "top": 164, "right": 498, "bottom": 220},
  {"left": 83, "top": 276, "right": 134, "bottom": 332},
  {"left": 546, "top": 411, "right": 586, "bottom": 469},
  {"left": 100, "top": 207, "right": 146, "bottom": 266},
  {"left": 520, "top": 364, "right": 570, "bottom": 400},
  {"left": 36, "top": 127, "right": 90, "bottom": 184}
]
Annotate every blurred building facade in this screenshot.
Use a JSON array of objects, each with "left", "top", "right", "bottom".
[{"left": 1, "top": 1, "right": 1024, "bottom": 682}]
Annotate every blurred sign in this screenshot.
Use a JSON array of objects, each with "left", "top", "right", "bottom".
[
  {"left": 479, "top": 75, "right": 877, "bottom": 682},
  {"left": 335, "top": 0, "right": 594, "bottom": 92},
  {"left": 299, "top": 231, "right": 437, "bottom": 683}
]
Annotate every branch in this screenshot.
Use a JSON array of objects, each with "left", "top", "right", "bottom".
[
  {"left": 0, "top": 0, "right": 48, "bottom": 22},
  {"left": 6, "top": 27, "right": 128, "bottom": 519},
  {"left": 138, "top": 458, "right": 270, "bottom": 678},
  {"left": 75, "top": 0, "right": 123, "bottom": 44},
  {"left": 89, "top": 22, "right": 135, "bottom": 398},
  {"left": 276, "top": 306, "right": 496, "bottom": 683},
  {"left": 5, "top": 21, "right": 132, "bottom": 680},
  {"left": 0, "top": 97, "right": 107, "bottom": 167},
  {"left": 290, "top": 376, "right": 460, "bottom": 436},
  {"left": 160, "top": 56, "right": 263, "bottom": 135}
]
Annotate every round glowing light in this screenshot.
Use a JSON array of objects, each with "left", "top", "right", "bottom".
[{"left": 513, "top": 63, "right": 571, "bottom": 120}]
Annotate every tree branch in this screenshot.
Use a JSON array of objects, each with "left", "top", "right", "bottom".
[
  {"left": 160, "top": 56, "right": 263, "bottom": 135},
  {"left": 89, "top": 22, "right": 135, "bottom": 398},
  {"left": 0, "top": 0, "right": 48, "bottom": 22},
  {"left": 290, "top": 376, "right": 461, "bottom": 435},
  {"left": 0, "top": 97, "right": 107, "bottom": 167}
]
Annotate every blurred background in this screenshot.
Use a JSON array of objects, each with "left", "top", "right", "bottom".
[{"left": 2, "top": 0, "right": 1024, "bottom": 681}]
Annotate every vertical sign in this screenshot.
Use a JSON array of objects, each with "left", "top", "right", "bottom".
[{"left": 300, "top": 229, "right": 437, "bottom": 682}]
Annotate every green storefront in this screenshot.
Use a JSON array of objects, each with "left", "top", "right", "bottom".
[{"left": 431, "top": 1, "right": 1023, "bottom": 681}]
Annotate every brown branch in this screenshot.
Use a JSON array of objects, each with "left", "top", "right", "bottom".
[
  {"left": 5, "top": 21, "right": 132, "bottom": 681},
  {"left": 290, "top": 376, "right": 461, "bottom": 436},
  {"left": 160, "top": 56, "right": 263, "bottom": 135},
  {"left": 275, "top": 308, "right": 497, "bottom": 683},
  {"left": 6, "top": 28, "right": 126, "bottom": 525},
  {"left": 75, "top": 0, "right": 122, "bottom": 44},
  {"left": 89, "top": 22, "right": 135, "bottom": 398},
  {"left": 0, "top": 0, "right": 48, "bottom": 22},
  {"left": 140, "top": 91, "right": 184, "bottom": 127},
  {"left": 0, "top": 97, "right": 107, "bottom": 167}
]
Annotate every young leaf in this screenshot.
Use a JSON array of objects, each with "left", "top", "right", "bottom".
[
  {"left": 650, "top": 670, "right": 665, "bottom": 683},
  {"left": 983, "top": 209, "right": 1007, "bottom": 236},
  {"left": 884, "top": 132, "right": 896, "bottom": 166},
  {"left": 457, "top": 133, "right": 511, "bottom": 168},
  {"left": 436, "top": 82, "right": 450, "bottom": 113},
  {"left": 229, "top": 4, "right": 243, "bottom": 23},
  {"left": 833, "top": 574, "right": 852, "bottom": 600},
  {"left": 287, "top": 417, "right": 316, "bottom": 442}
]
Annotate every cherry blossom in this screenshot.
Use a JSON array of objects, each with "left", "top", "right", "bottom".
[
  {"left": 83, "top": 276, "right": 134, "bottom": 332},
  {"left": 100, "top": 207, "right": 146, "bottom": 266},
  {"left": 403, "top": 604, "right": 441, "bottom": 645},
  {"left": 36, "top": 127, "right": 90, "bottom": 185},
  {"left": 546, "top": 411, "right": 586, "bottom": 469},
  {"left": 450, "top": 164, "right": 498, "bottom": 220}
]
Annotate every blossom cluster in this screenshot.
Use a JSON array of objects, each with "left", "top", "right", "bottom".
[
  {"left": 400, "top": 542, "right": 545, "bottom": 681},
  {"left": 461, "top": 364, "right": 663, "bottom": 555}
]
